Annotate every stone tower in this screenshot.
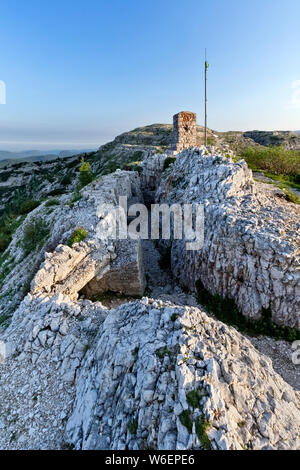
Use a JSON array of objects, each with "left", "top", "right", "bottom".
[{"left": 171, "top": 111, "right": 197, "bottom": 152}]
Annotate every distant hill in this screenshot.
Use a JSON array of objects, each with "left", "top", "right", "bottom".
[{"left": 0, "top": 148, "right": 96, "bottom": 168}]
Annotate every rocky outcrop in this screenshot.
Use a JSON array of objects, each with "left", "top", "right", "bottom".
[
  {"left": 243, "top": 130, "right": 300, "bottom": 150},
  {"left": 81, "top": 239, "right": 145, "bottom": 297},
  {"left": 154, "top": 147, "right": 300, "bottom": 328},
  {"left": 0, "top": 170, "right": 145, "bottom": 322},
  {"left": 0, "top": 295, "right": 299, "bottom": 450}
]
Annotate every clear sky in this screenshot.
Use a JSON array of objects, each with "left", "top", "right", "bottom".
[{"left": 0, "top": 0, "right": 299, "bottom": 150}]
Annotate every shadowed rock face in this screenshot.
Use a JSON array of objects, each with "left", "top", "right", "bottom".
[{"left": 80, "top": 239, "right": 145, "bottom": 297}]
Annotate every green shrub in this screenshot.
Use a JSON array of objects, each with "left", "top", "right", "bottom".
[
  {"left": 48, "top": 188, "right": 65, "bottom": 197},
  {"left": 128, "top": 418, "right": 138, "bottom": 435},
  {"left": 0, "top": 235, "right": 11, "bottom": 253},
  {"left": 0, "top": 213, "right": 26, "bottom": 253},
  {"left": 19, "top": 200, "right": 40, "bottom": 215},
  {"left": 195, "top": 416, "right": 211, "bottom": 450},
  {"left": 121, "top": 162, "right": 143, "bottom": 173},
  {"left": 131, "top": 151, "right": 143, "bottom": 160},
  {"left": 60, "top": 173, "right": 72, "bottom": 186},
  {"left": 68, "top": 192, "right": 82, "bottom": 208},
  {"left": 240, "top": 146, "right": 300, "bottom": 176},
  {"left": 45, "top": 198, "right": 60, "bottom": 207},
  {"left": 186, "top": 389, "right": 207, "bottom": 409},
  {"left": 21, "top": 218, "right": 50, "bottom": 256},
  {"left": 179, "top": 410, "right": 193, "bottom": 433},
  {"left": 0, "top": 314, "right": 10, "bottom": 326},
  {"left": 196, "top": 279, "right": 300, "bottom": 342},
  {"left": 79, "top": 157, "right": 94, "bottom": 187},
  {"left": 163, "top": 157, "right": 176, "bottom": 171},
  {"left": 67, "top": 228, "right": 88, "bottom": 247}
]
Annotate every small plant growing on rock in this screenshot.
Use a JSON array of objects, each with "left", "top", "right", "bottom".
[
  {"left": 79, "top": 157, "right": 94, "bottom": 188},
  {"left": 163, "top": 157, "right": 176, "bottom": 171},
  {"left": 195, "top": 416, "right": 211, "bottom": 450},
  {"left": 133, "top": 346, "right": 139, "bottom": 359},
  {"left": 179, "top": 410, "right": 193, "bottom": 433},
  {"left": 156, "top": 346, "right": 172, "bottom": 361},
  {"left": 45, "top": 198, "right": 60, "bottom": 207},
  {"left": 186, "top": 389, "right": 207, "bottom": 409},
  {"left": 128, "top": 418, "right": 138, "bottom": 435},
  {"left": 0, "top": 314, "right": 10, "bottom": 326},
  {"left": 21, "top": 217, "right": 50, "bottom": 256},
  {"left": 19, "top": 199, "right": 40, "bottom": 215},
  {"left": 68, "top": 191, "right": 82, "bottom": 208},
  {"left": 67, "top": 228, "right": 88, "bottom": 247}
]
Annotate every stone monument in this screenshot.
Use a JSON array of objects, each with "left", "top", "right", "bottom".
[{"left": 171, "top": 111, "right": 197, "bottom": 152}]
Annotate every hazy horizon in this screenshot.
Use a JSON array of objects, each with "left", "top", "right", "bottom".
[{"left": 1, "top": 125, "right": 300, "bottom": 153}]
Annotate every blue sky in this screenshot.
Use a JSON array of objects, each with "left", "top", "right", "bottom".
[{"left": 0, "top": 0, "right": 299, "bottom": 150}]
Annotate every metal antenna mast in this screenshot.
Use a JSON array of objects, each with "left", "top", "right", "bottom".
[{"left": 204, "top": 49, "right": 208, "bottom": 147}]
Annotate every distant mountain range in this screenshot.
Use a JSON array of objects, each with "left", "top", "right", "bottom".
[{"left": 0, "top": 148, "right": 97, "bottom": 168}]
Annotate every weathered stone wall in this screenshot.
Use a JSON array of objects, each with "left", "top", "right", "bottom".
[{"left": 171, "top": 111, "right": 197, "bottom": 152}]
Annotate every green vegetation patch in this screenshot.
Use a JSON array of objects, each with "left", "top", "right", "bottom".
[
  {"left": 240, "top": 146, "right": 300, "bottom": 177},
  {"left": 163, "top": 157, "right": 176, "bottom": 171},
  {"left": 21, "top": 217, "right": 50, "bottom": 256},
  {"left": 0, "top": 214, "right": 26, "bottom": 253},
  {"left": 195, "top": 416, "right": 211, "bottom": 450},
  {"left": 0, "top": 314, "right": 10, "bottom": 326},
  {"left": 156, "top": 346, "right": 172, "bottom": 361},
  {"left": 121, "top": 161, "right": 143, "bottom": 173},
  {"left": 60, "top": 173, "right": 72, "bottom": 186},
  {"left": 19, "top": 199, "right": 40, "bottom": 215},
  {"left": 179, "top": 410, "right": 193, "bottom": 433},
  {"left": 67, "top": 227, "right": 88, "bottom": 247},
  {"left": 186, "top": 389, "right": 207, "bottom": 409},
  {"left": 128, "top": 418, "right": 138, "bottom": 435},
  {"left": 45, "top": 198, "right": 60, "bottom": 207},
  {"left": 196, "top": 279, "right": 300, "bottom": 342}
]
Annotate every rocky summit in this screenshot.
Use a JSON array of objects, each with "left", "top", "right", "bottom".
[{"left": 0, "top": 124, "right": 299, "bottom": 450}]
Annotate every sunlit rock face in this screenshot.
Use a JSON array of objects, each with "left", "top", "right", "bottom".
[{"left": 155, "top": 147, "right": 300, "bottom": 329}]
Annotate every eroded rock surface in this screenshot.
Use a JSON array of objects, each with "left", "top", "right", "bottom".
[
  {"left": 0, "top": 296, "right": 299, "bottom": 450},
  {"left": 0, "top": 142, "right": 299, "bottom": 451},
  {"left": 155, "top": 147, "right": 300, "bottom": 328}
]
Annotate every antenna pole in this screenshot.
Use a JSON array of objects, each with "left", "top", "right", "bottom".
[{"left": 204, "top": 49, "right": 207, "bottom": 147}]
